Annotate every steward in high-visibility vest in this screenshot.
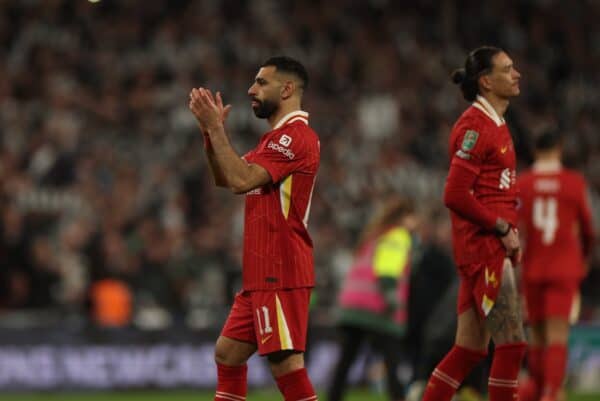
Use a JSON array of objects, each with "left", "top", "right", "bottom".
[{"left": 338, "top": 225, "right": 412, "bottom": 337}]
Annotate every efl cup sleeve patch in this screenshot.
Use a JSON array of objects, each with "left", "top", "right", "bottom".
[
  {"left": 461, "top": 130, "right": 479, "bottom": 151},
  {"left": 455, "top": 130, "right": 480, "bottom": 160}
]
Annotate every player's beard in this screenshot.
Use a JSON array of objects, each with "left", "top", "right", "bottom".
[{"left": 252, "top": 98, "right": 278, "bottom": 119}]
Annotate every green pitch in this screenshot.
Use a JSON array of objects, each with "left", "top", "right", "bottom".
[{"left": 1, "top": 390, "right": 599, "bottom": 401}]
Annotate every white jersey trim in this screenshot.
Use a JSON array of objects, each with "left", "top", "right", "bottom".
[
  {"left": 273, "top": 110, "right": 309, "bottom": 129},
  {"left": 473, "top": 95, "right": 505, "bottom": 127}
]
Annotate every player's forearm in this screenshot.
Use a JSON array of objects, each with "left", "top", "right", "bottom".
[
  {"left": 443, "top": 163, "right": 499, "bottom": 231},
  {"left": 204, "top": 123, "right": 254, "bottom": 193},
  {"left": 204, "top": 149, "right": 228, "bottom": 187}
]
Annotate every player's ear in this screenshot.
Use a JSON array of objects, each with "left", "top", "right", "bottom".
[
  {"left": 479, "top": 75, "right": 492, "bottom": 92},
  {"left": 280, "top": 80, "right": 295, "bottom": 100}
]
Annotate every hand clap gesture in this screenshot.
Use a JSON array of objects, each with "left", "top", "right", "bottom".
[{"left": 189, "top": 88, "right": 232, "bottom": 133}]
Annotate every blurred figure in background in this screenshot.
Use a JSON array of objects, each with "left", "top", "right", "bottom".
[
  {"left": 422, "top": 46, "right": 526, "bottom": 401},
  {"left": 517, "top": 130, "right": 596, "bottom": 401},
  {"left": 190, "top": 56, "right": 320, "bottom": 401},
  {"left": 406, "top": 208, "right": 456, "bottom": 382},
  {"left": 327, "top": 196, "right": 418, "bottom": 401}
]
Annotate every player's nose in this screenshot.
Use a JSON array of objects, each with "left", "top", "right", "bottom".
[{"left": 248, "top": 84, "right": 257, "bottom": 97}]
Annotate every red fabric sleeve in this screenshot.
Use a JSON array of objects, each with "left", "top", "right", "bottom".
[{"left": 444, "top": 160, "right": 498, "bottom": 231}]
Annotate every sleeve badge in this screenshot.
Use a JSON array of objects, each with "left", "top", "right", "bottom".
[{"left": 461, "top": 130, "right": 479, "bottom": 151}]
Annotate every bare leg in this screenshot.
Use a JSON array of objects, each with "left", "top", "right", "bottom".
[
  {"left": 213, "top": 336, "right": 257, "bottom": 401},
  {"left": 528, "top": 323, "right": 546, "bottom": 347},
  {"left": 214, "top": 335, "right": 257, "bottom": 366},
  {"left": 487, "top": 259, "right": 525, "bottom": 344},
  {"left": 456, "top": 307, "right": 491, "bottom": 351},
  {"left": 267, "top": 350, "right": 306, "bottom": 377},
  {"left": 268, "top": 350, "right": 317, "bottom": 400},
  {"left": 486, "top": 259, "right": 527, "bottom": 401},
  {"left": 545, "top": 318, "right": 569, "bottom": 344}
]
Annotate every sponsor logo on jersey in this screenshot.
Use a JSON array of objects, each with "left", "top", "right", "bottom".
[
  {"left": 500, "top": 145, "right": 508, "bottom": 154},
  {"left": 499, "top": 168, "right": 515, "bottom": 190},
  {"left": 461, "top": 130, "right": 479, "bottom": 151},
  {"left": 267, "top": 141, "right": 295, "bottom": 159},
  {"left": 279, "top": 134, "right": 292, "bottom": 147}
]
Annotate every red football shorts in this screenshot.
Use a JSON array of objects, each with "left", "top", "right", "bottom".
[
  {"left": 457, "top": 252, "right": 508, "bottom": 318},
  {"left": 221, "top": 288, "right": 311, "bottom": 356},
  {"left": 523, "top": 279, "right": 580, "bottom": 324}
]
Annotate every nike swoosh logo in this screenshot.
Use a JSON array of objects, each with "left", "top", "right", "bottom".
[
  {"left": 261, "top": 334, "right": 273, "bottom": 344},
  {"left": 500, "top": 146, "right": 508, "bottom": 154}
]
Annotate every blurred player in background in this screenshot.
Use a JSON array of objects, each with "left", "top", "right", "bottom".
[
  {"left": 421, "top": 46, "right": 527, "bottom": 401},
  {"left": 328, "top": 196, "right": 418, "bottom": 401},
  {"left": 189, "top": 56, "right": 320, "bottom": 401},
  {"left": 517, "top": 130, "right": 595, "bottom": 401}
]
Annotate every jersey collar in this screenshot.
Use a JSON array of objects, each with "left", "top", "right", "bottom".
[
  {"left": 532, "top": 159, "right": 562, "bottom": 173},
  {"left": 273, "top": 110, "right": 309, "bottom": 129},
  {"left": 472, "top": 95, "right": 505, "bottom": 127}
]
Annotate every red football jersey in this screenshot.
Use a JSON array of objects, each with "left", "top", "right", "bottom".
[
  {"left": 517, "top": 161, "right": 595, "bottom": 281},
  {"left": 447, "top": 96, "right": 518, "bottom": 266},
  {"left": 241, "top": 111, "right": 320, "bottom": 290}
]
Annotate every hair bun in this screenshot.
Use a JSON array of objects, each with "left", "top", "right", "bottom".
[{"left": 451, "top": 68, "right": 467, "bottom": 85}]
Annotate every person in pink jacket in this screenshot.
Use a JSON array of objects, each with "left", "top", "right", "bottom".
[{"left": 327, "top": 197, "right": 419, "bottom": 401}]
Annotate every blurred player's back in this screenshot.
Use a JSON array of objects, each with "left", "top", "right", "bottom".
[
  {"left": 518, "top": 165, "right": 594, "bottom": 281},
  {"left": 517, "top": 130, "right": 595, "bottom": 401}
]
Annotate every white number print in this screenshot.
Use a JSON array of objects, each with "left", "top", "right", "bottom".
[
  {"left": 255, "top": 306, "right": 273, "bottom": 335},
  {"left": 533, "top": 196, "right": 559, "bottom": 245}
]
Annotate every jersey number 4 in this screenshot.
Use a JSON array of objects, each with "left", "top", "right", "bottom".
[{"left": 533, "top": 196, "right": 558, "bottom": 245}]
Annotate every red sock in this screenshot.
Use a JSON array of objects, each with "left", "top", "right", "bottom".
[
  {"left": 275, "top": 368, "right": 317, "bottom": 401},
  {"left": 488, "top": 342, "right": 527, "bottom": 401},
  {"left": 542, "top": 343, "right": 567, "bottom": 400},
  {"left": 421, "top": 345, "right": 487, "bottom": 401},
  {"left": 527, "top": 346, "right": 543, "bottom": 385},
  {"left": 215, "top": 363, "right": 247, "bottom": 401},
  {"left": 519, "top": 346, "right": 542, "bottom": 401}
]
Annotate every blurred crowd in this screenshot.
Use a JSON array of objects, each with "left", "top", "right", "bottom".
[{"left": 0, "top": 0, "right": 598, "bottom": 328}]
